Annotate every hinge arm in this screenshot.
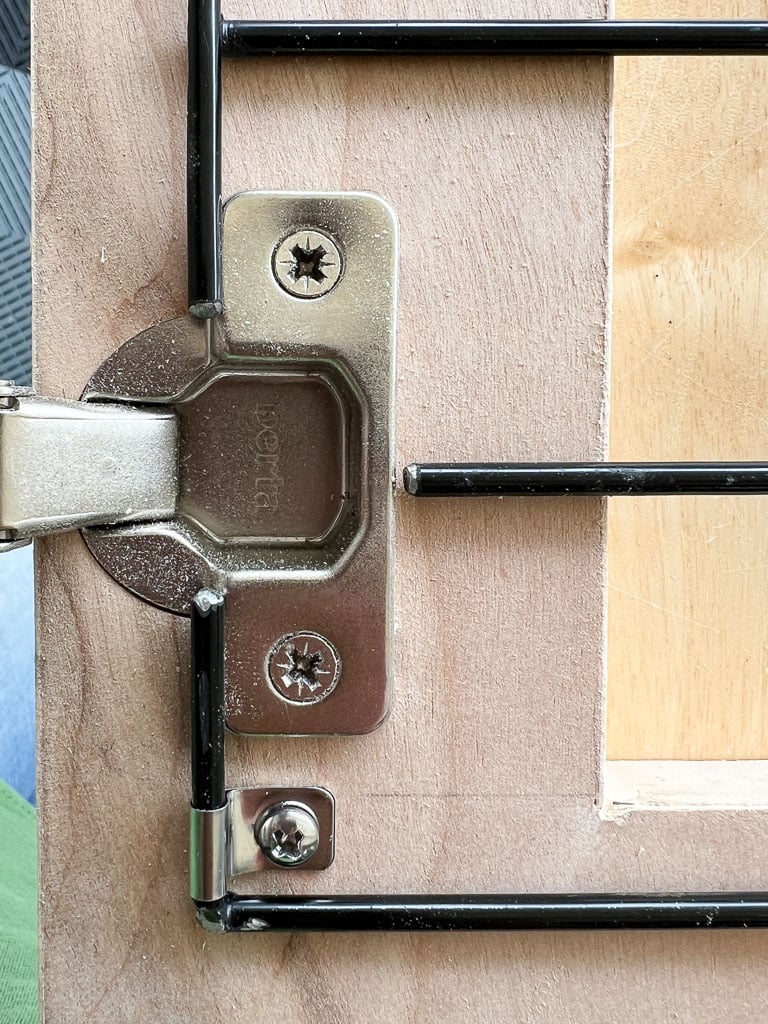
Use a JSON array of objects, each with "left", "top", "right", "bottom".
[{"left": 0, "top": 383, "right": 178, "bottom": 549}]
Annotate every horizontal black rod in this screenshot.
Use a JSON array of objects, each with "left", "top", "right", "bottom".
[
  {"left": 191, "top": 589, "right": 225, "bottom": 811},
  {"left": 221, "top": 20, "right": 768, "bottom": 57},
  {"left": 404, "top": 462, "right": 768, "bottom": 497},
  {"left": 197, "top": 892, "right": 768, "bottom": 931}
]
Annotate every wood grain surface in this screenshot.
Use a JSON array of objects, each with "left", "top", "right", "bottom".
[
  {"left": 34, "top": 2, "right": 768, "bottom": 1021},
  {"left": 608, "top": 0, "right": 768, "bottom": 758}
]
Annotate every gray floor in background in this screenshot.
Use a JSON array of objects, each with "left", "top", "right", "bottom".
[
  {"left": 0, "top": 66, "right": 31, "bottom": 385},
  {"left": 0, "top": 0, "right": 34, "bottom": 801},
  {"left": 0, "top": 0, "right": 29, "bottom": 70}
]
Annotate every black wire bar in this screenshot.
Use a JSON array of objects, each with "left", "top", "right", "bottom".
[
  {"left": 186, "top": 6, "right": 768, "bottom": 931},
  {"left": 190, "top": 590, "right": 768, "bottom": 933},
  {"left": 221, "top": 19, "right": 768, "bottom": 57},
  {"left": 404, "top": 462, "right": 768, "bottom": 498},
  {"left": 199, "top": 893, "right": 768, "bottom": 932},
  {"left": 187, "top": 6, "right": 768, "bottom": 313},
  {"left": 190, "top": 589, "right": 225, "bottom": 813},
  {"left": 187, "top": 0, "right": 222, "bottom": 317}
]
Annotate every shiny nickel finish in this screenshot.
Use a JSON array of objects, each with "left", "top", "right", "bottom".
[
  {"left": 83, "top": 191, "right": 397, "bottom": 737},
  {"left": 0, "top": 381, "right": 177, "bottom": 550},
  {"left": 272, "top": 228, "right": 343, "bottom": 299},
  {"left": 189, "top": 806, "right": 227, "bottom": 902},
  {"left": 267, "top": 631, "right": 341, "bottom": 705},
  {"left": 228, "top": 787, "right": 335, "bottom": 875},
  {"left": 256, "top": 802, "right": 321, "bottom": 867}
]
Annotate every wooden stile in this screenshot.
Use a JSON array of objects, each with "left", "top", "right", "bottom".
[{"left": 34, "top": 2, "right": 768, "bottom": 1020}]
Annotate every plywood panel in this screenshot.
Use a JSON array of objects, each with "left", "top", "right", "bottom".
[
  {"left": 35, "top": 3, "right": 768, "bottom": 1022},
  {"left": 608, "top": 0, "right": 768, "bottom": 758}
]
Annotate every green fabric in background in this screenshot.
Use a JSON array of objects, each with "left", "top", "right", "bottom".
[{"left": 0, "top": 780, "right": 37, "bottom": 1023}]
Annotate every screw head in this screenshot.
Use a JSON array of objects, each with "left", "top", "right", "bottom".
[
  {"left": 256, "top": 801, "right": 321, "bottom": 867},
  {"left": 267, "top": 631, "right": 341, "bottom": 705},
  {"left": 272, "top": 228, "right": 343, "bottom": 299}
]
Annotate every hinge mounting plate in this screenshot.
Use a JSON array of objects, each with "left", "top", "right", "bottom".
[{"left": 82, "top": 191, "right": 397, "bottom": 737}]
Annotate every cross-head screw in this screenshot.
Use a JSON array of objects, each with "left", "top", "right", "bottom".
[
  {"left": 256, "top": 801, "right": 321, "bottom": 867},
  {"left": 267, "top": 630, "right": 341, "bottom": 705},
  {"left": 272, "top": 228, "right": 343, "bottom": 299}
]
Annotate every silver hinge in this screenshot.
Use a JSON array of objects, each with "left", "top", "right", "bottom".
[
  {"left": 0, "top": 380, "right": 178, "bottom": 551},
  {"left": 81, "top": 191, "right": 397, "bottom": 738},
  {"left": 6, "top": 192, "right": 397, "bottom": 740}
]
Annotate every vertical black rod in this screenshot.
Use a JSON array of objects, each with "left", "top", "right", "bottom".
[
  {"left": 191, "top": 589, "right": 225, "bottom": 810},
  {"left": 187, "top": 0, "right": 222, "bottom": 317}
]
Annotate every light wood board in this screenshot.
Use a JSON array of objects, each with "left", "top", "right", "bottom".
[
  {"left": 34, "top": 2, "right": 768, "bottom": 1021},
  {"left": 608, "top": 0, "right": 768, "bottom": 758}
]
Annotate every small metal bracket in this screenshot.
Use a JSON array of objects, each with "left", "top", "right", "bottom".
[
  {"left": 189, "top": 788, "right": 334, "bottom": 904},
  {"left": 228, "top": 787, "right": 335, "bottom": 875}
]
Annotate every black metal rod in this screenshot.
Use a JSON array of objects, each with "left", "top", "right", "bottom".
[
  {"left": 184, "top": 12, "right": 768, "bottom": 935},
  {"left": 187, "top": 0, "right": 222, "bottom": 318},
  {"left": 198, "top": 892, "right": 768, "bottom": 931},
  {"left": 187, "top": 585, "right": 768, "bottom": 933},
  {"left": 404, "top": 462, "right": 768, "bottom": 498},
  {"left": 221, "top": 20, "right": 768, "bottom": 57},
  {"left": 190, "top": 589, "right": 225, "bottom": 811}
]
